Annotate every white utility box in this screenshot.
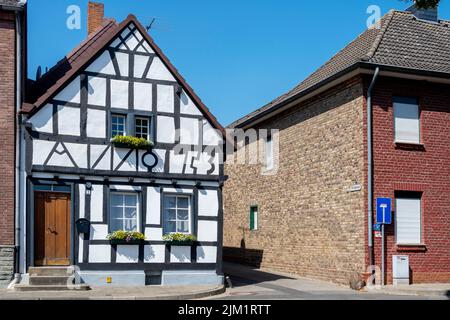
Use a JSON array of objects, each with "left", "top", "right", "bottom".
[{"left": 392, "top": 255, "right": 410, "bottom": 285}]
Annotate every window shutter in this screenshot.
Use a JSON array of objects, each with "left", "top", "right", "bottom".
[
  {"left": 250, "top": 206, "right": 257, "bottom": 231},
  {"left": 396, "top": 197, "right": 421, "bottom": 244},
  {"left": 394, "top": 97, "right": 420, "bottom": 144}
]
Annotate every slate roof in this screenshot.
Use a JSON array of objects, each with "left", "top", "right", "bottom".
[{"left": 230, "top": 10, "right": 450, "bottom": 128}]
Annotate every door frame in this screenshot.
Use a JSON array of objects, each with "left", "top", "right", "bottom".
[{"left": 26, "top": 178, "right": 76, "bottom": 270}]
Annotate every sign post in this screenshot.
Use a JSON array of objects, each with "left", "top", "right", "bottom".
[{"left": 376, "top": 198, "right": 392, "bottom": 286}]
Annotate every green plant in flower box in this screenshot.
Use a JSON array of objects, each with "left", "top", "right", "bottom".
[
  {"left": 111, "top": 135, "right": 153, "bottom": 150},
  {"left": 162, "top": 233, "right": 197, "bottom": 245}
]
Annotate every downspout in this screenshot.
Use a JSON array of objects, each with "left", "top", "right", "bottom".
[
  {"left": 367, "top": 67, "right": 380, "bottom": 268},
  {"left": 10, "top": 5, "right": 24, "bottom": 288}
]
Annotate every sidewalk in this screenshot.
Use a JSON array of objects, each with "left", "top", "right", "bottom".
[
  {"left": 0, "top": 284, "right": 225, "bottom": 300},
  {"left": 367, "top": 283, "right": 450, "bottom": 298}
]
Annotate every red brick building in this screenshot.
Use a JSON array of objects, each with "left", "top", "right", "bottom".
[
  {"left": 224, "top": 6, "right": 449, "bottom": 285},
  {"left": 0, "top": 0, "right": 27, "bottom": 286}
]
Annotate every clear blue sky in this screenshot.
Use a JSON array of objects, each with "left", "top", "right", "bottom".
[{"left": 28, "top": 0, "right": 450, "bottom": 125}]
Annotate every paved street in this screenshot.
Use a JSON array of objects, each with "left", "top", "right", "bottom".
[{"left": 210, "top": 263, "right": 448, "bottom": 300}]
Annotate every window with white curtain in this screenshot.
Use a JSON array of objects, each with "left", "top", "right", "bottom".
[
  {"left": 110, "top": 192, "right": 139, "bottom": 232},
  {"left": 163, "top": 194, "right": 191, "bottom": 234},
  {"left": 396, "top": 195, "right": 422, "bottom": 245},
  {"left": 394, "top": 97, "right": 420, "bottom": 144}
]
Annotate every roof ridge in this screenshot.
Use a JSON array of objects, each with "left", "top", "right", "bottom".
[{"left": 363, "top": 9, "right": 396, "bottom": 61}]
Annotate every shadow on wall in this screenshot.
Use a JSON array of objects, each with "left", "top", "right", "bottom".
[{"left": 223, "top": 245, "right": 264, "bottom": 268}]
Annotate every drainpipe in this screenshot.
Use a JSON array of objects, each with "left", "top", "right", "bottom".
[
  {"left": 10, "top": 4, "right": 25, "bottom": 288},
  {"left": 367, "top": 67, "right": 380, "bottom": 269}
]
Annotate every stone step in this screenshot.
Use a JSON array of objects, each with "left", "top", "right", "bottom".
[
  {"left": 14, "top": 284, "right": 90, "bottom": 292},
  {"left": 29, "top": 275, "right": 75, "bottom": 286},
  {"left": 28, "top": 267, "right": 75, "bottom": 277}
]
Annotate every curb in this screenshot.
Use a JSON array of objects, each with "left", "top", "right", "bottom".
[
  {"left": 0, "top": 285, "right": 226, "bottom": 300},
  {"left": 365, "top": 287, "right": 450, "bottom": 298}
]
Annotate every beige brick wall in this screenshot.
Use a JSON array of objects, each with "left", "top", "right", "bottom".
[{"left": 223, "top": 77, "right": 366, "bottom": 284}]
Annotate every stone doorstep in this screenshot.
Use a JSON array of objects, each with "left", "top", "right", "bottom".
[{"left": 13, "top": 284, "right": 91, "bottom": 292}]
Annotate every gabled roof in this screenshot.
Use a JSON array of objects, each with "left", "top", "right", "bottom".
[
  {"left": 23, "top": 15, "right": 225, "bottom": 135},
  {"left": 0, "top": 0, "right": 25, "bottom": 9},
  {"left": 230, "top": 10, "right": 450, "bottom": 128}
]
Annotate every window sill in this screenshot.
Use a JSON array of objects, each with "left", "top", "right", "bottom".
[
  {"left": 394, "top": 142, "right": 425, "bottom": 151},
  {"left": 395, "top": 244, "right": 427, "bottom": 252}
]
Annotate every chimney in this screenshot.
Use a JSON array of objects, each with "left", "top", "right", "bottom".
[
  {"left": 407, "top": 2, "right": 439, "bottom": 22},
  {"left": 88, "top": 1, "right": 105, "bottom": 35}
]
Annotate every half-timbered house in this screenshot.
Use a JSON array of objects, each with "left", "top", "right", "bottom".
[{"left": 17, "top": 3, "right": 225, "bottom": 287}]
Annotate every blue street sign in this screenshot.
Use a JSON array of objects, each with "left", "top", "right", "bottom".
[{"left": 376, "top": 198, "right": 392, "bottom": 225}]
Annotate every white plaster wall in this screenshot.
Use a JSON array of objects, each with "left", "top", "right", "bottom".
[
  {"left": 134, "top": 82, "right": 152, "bottom": 111},
  {"left": 134, "top": 29, "right": 143, "bottom": 41},
  {"left": 90, "top": 145, "right": 110, "bottom": 170},
  {"left": 197, "top": 246, "right": 217, "bottom": 263},
  {"left": 30, "top": 103, "right": 53, "bottom": 133},
  {"left": 65, "top": 143, "right": 88, "bottom": 168},
  {"left": 169, "top": 150, "right": 187, "bottom": 174},
  {"left": 54, "top": 76, "right": 80, "bottom": 103},
  {"left": 116, "top": 245, "right": 139, "bottom": 263},
  {"left": 180, "top": 117, "right": 200, "bottom": 145},
  {"left": 87, "top": 76, "right": 107, "bottom": 106},
  {"left": 146, "top": 187, "right": 161, "bottom": 225},
  {"left": 110, "top": 38, "right": 121, "bottom": 48},
  {"left": 162, "top": 187, "right": 193, "bottom": 194},
  {"left": 86, "top": 51, "right": 116, "bottom": 75},
  {"left": 170, "top": 246, "right": 191, "bottom": 263},
  {"left": 192, "top": 152, "right": 215, "bottom": 175},
  {"left": 142, "top": 41, "right": 154, "bottom": 53},
  {"left": 157, "top": 116, "right": 175, "bottom": 144},
  {"left": 115, "top": 51, "right": 129, "bottom": 77},
  {"left": 203, "top": 120, "right": 223, "bottom": 146},
  {"left": 180, "top": 90, "right": 202, "bottom": 115},
  {"left": 90, "top": 184, "right": 104, "bottom": 222},
  {"left": 110, "top": 79, "right": 129, "bottom": 109},
  {"left": 32, "top": 141, "right": 55, "bottom": 165},
  {"left": 144, "top": 227, "right": 163, "bottom": 241},
  {"left": 47, "top": 144, "right": 73, "bottom": 167},
  {"left": 134, "top": 55, "right": 150, "bottom": 78},
  {"left": 114, "top": 148, "right": 136, "bottom": 171},
  {"left": 88, "top": 245, "right": 111, "bottom": 263},
  {"left": 78, "top": 184, "right": 86, "bottom": 219},
  {"left": 197, "top": 221, "right": 218, "bottom": 242},
  {"left": 157, "top": 85, "right": 174, "bottom": 113},
  {"left": 147, "top": 57, "right": 176, "bottom": 82},
  {"left": 144, "top": 245, "right": 165, "bottom": 263},
  {"left": 138, "top": 150, "right": 149, "bottom": 172},
  {"left": 90, "top": 224, "right": 108, "bottom": 240},
  {"left": 125, "top": 34, "right": 139, "bottom": 51},
  {"left": 87, "top": 109, "right": 106, "bottom": 138},
  {"left": 58, "top": 106, "right": 80, "bottom": 136},
  {"left": 152, "top": 149, "right": 166, "bottom": 173},
  {"left": 198, "top": 189, "right": 219, "bottom": 217}
]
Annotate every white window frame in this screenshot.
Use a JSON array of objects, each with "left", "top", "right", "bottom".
[
  {"left": 162, "top": 194, "right": 192, "bottom": 235},
  {"left": 110, "top": 192, "right": 140, "bottom": 232},
  {"left": 135, "top": 116, "right": 151, "bottom": 141},
  {"left": 395, "top": 195, "right": 422, "bottom": 245},
  {"left": 393, "top": 97, "right": 420, "bottom": 144},
  {"left": 111, "top": 114, "right": 127, "bottom": 138}
]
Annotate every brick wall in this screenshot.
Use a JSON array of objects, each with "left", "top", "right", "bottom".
[
  {"left": 0, "top": 10, "right": 16, "bottom": 285},
  {"left": 365, "top": 76, "right": 450, "bottom": 284},
  {"left": 224, "top": 76, "right": 367, "bottom": 284},
  {"left": 0, "top": 11, "right": 16, "bottom": 246}
]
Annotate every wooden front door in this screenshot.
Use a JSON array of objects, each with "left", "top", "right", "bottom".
[{"left": 34, "top": 192, "right": 71, "bottom": 266}]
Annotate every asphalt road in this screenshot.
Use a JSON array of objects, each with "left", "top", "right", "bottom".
[{"left": 210, "top": 263, "right": 446, "bottom": 300}]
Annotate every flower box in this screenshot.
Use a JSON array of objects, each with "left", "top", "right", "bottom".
[
  {"left": 111, "top": 136, "right": 154, "bottom": 150},
  {"left": 107, "top": 230, "right": 146, "bottom": 245},
  {"left": 109, "top": 239, "right": 144, "bottom": 245},
  {"left": 164, "top": 240, "right": 195, "bottom": 246},
  {"left": 162, "top": 233, "right": 196, "bottom": 246}
]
